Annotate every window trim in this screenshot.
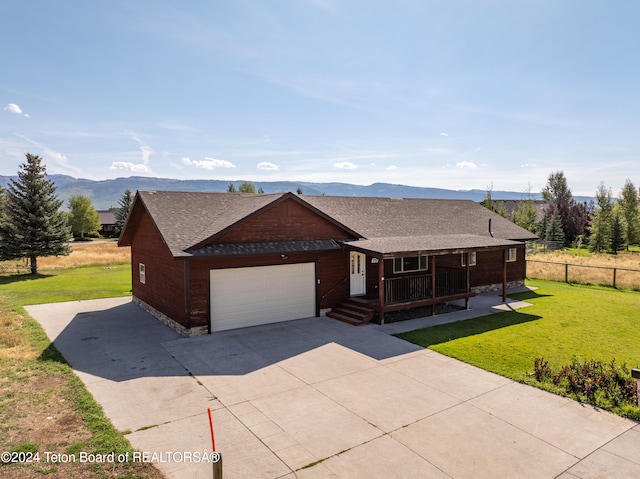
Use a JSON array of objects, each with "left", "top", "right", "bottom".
[
  {"left": 139, "top": 263, "right": 146, "bottom": 284},
  {"left": 393, "top": 255, "right": 429, "bottom": 273},
  {"left": 506, "top": 247, "right": 517, "bottom": 262},
  {"left": 461, "top": 251, "right": 477, "bottom": 267}
]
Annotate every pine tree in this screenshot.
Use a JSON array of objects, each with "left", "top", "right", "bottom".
[
  {"left": 68, "top": 195, "right": 101, "bottom": 239},
  {"left": 0, "top": 153, "right": 71, "bottom": 273},
  {"left": 545, "top": 210, "right": 565, "bottom": 244},
  {"left": 588, "top": 183, "right": 613, "bottom": 253},
  {"left": 114, "top": 189, "right": 134, "bottom": 236},
  {"left": 609, "top": 209, "right": 627, "bottom": 254},
  {"left": 617, "top": 179, "right": 639, "bottom": 247},
  {"left": 227, "top": 183, "right": 236, "bottom": 192},
  {"left": 537, "top": 214, "right": 548, "bottom": 240},
  {"left": 512, "top": 199, "right": 538, "bottom": 233}
]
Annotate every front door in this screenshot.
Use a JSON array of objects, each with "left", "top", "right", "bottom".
[{"left": 349, "top": 251, "right": 366, "bottom": 296}]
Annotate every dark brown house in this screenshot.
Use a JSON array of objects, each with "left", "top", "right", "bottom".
[{"left": 118, "top": 191, "right": 537, "bottom": 336}]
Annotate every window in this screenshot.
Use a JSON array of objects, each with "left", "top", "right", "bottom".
[
  {"left": 507, "top": 248, "right": 517, "bottom": 262},
  {"left": 139, "top": 263, "right": 146, "bottom": 284},
  {"left": 393, "top": 255, "right": 428, "bottom": 273},
  {"left": 461, "top": 252, "right": 477, "bottom": 267}
]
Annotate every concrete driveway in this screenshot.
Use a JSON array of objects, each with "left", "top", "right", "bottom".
[{"left": 26, "top": 297, "right": 639, "bottom": 479}]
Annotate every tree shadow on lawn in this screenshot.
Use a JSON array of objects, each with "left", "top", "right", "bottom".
[
  {"left": 396, "top": 311, "right": 542, "bottom": 348},
  {"left": 508, "top": 288, "right": 554, "bottom": 301},
  {"left": 0, "top": 273, "right": 53, "bottom": 285}
]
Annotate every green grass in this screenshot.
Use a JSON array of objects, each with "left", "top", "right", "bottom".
[
  {"left": 0, "top": 264, "right": 161, "bottom": 478},
  {"left": 396, "top": 279, "right": 640, "bottom": 417},
  {"left": 0, "top": 264, "right": 131, "bottom": 306}
]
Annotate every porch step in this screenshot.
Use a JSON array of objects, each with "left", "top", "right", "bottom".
[{"left": 326, "top": 299, "right": 376, "bottom": 326}]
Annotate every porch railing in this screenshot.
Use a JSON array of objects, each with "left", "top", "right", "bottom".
[{"left": 383, "top": 267, "right": 467, "bottom": 305}]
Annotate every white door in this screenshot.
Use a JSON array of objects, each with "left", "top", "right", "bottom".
[
  {"left": 349, "top": 251, "right": 366, "bottom": 296},
  {"left": 210, "top": 263, "right": 316, "bottom": 332}
]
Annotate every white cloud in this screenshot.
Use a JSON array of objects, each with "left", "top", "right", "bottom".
[
  {"left": 4, "top": 103, "right": 29, "bottom": 117},
  {"left": 4, "top": 103, "right": 22, "bottom": 114},
  {"left": 456, "top": 161, "right": 478, "bottom": 169},
  {"left": 182, "top": 156, "right": 236, "bottom": 169},
  {"left": 440, "top": 132, "right": 449, "bottom": 137},
  {"left": 521, "top": 163, "right": 537, "bottom": 167},
  {"left": 110, "top": 161, "right": 151, "bottom": 173},
  {"left": 257, "top": 161, "right": 279, "bottom": 170},
  {"left": 386, "top": 165, "right": 398, "bottom": 170},
  {"left": 130, "top": 133, "right": 152, "bottom": 165},
  {"left": 334, "top": 161, "right": 357, "bottom": 169}
]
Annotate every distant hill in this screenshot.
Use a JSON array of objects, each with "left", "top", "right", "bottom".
[{"left": 0, "top": 174, "right": 592, "bottom": 211}]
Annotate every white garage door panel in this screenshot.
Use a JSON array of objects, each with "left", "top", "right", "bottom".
[{"left": 210, "top": 263, "right": 316, "bottom": 332}]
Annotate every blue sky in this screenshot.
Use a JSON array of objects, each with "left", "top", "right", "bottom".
[{"left": 1, "top": 1, "right": 639, "bottom": 196}]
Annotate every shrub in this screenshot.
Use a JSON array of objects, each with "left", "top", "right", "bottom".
[{"left": 531, "top": 357, "right": 638, "bottom": 419}]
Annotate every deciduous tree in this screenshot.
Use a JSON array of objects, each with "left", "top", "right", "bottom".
[
  {"left": 68, "top": 195, "right": 101, "bottom": 239},
  {"left": 0, "top": 153, "right": 71, "bottom": 273}
]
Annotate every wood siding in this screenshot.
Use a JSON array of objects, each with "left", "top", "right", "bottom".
[
  {"left": 130, "top": 211, "right": 186, "bottom": 326},
  {"left": 215, "top": 198, "right": 354, "bottom": 243},
  {"left": 186, "top": 249, "right": 349, "bottom": 328}
]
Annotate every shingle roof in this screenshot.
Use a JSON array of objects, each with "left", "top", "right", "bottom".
[
  {"left": 342, "top": 234, "right": 521, "bottom": 257},
  {"left": 189, "top": 239, "right": 340, "bottom": 256},
  {"left": 302, "top": 196, "right": 537, "bottom": 242},
  {"left": 124, "top": 191, "right": 286, "bottom": 256},
  {"left": 119, "top": 191, "right": 537, "bottom": 257}
]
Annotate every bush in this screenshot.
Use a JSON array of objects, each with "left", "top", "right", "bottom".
[{"left": 532, "top": 357, "right": 639, "bottom": 419}]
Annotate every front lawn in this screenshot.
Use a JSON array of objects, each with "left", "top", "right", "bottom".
[
  {"left": 0, "top": 265, "right": 163, "bottom": 479},
  {"left": 396, "top": 279, "right": 640, "bottom": 419}
]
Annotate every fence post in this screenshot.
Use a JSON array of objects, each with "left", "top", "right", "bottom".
[
  {"left": 565, "top": 263, "right": 569, "bottom": 283},
  {"left": 613, "top": 268, "right": 617, "bottom": 289}
]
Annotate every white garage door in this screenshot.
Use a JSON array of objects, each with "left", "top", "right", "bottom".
[{"left": 210, "top": 262, "right": 316, "bottom": 332}]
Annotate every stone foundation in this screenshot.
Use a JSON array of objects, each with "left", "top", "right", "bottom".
[
  {"left": 133, "top": 297, "right": 208, "bottom": 337},
  {"left": 471, "top": 280, "right": 524, "bottom": 294}
]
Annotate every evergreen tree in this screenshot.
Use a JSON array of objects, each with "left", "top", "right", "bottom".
[
  {"left": 114, "top": 189, "right": 134, "bottom": 236},
  {"left": 480, "top": 184, "right": 496, "bottom": 212},
  {"left": 545, "top": 210, "right": 565, "bottom": 243},
  {"left": 0, "top": 153, "right": 71, "bottom": 273},
  {"left": 495, "top": 201, "right": 508, "bottom": 218},
  {"left": 541, "top": 171, "right": 572, "bottom": 202},
  {"left": 257, "top": 187, "right": 264, "bottom": 194},
  {"left": 589, "top": 183, "right": 614, "bottom": 253},
  {"left": 536, "top": 214, "right": 548, "bottom": 240},
  {"left": 512, "top": 199, "right": 538, "bottom": 233},
  {"left": 68, "top": 195, "right": 101, "bottom": 239},
  {"left": 617, "top": 179, "right": 639, "bottom": 247},
  {"left": 227, "top": 183, "right": 236, "bottom": 192},
  {"left": 609, "top": 209, "right": 627, "bottom": 254}
]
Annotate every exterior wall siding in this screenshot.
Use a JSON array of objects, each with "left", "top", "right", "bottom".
[
  {"left": 216, "top": 198, "right": 354, "bottom": 243},
  {"left": 187, "top": 249, "right": 349, "bottom": 329},
  {"left": 129, "top": 211, "right": 186, "bottom": 328}
]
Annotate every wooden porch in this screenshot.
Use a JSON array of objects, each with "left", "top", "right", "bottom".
[{"left": 328, "top": 266, "right": 476, "bottom": 326}]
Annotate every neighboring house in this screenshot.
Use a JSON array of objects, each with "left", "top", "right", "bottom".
[
  {"left": 97, "top": 208, "right": 119, "bottom": 237},
  {"left": 118, "top": 191, "right": 537, "bottom": 336}
]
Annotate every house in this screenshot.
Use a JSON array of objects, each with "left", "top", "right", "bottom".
[
  {"left": 97, "top": 208, "right": 119, "bottom": 237},
  {"left": 118, "top": 191, "right": 537, "bottom": 336}
]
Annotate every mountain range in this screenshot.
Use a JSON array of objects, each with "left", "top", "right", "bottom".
[{"left": 0, "top": 174, "right": 593, "bottom": 211}]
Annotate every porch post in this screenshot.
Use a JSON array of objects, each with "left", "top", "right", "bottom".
[
  {"left": 430, "top": 254, "right": 436, "bottom": 316},
  {"left": 465, "top": 254, "right": 471, "bottom": 309},
  {"left": 378, "top": 258, "right": 385, "bottom": 324},
  {"left": 502, "top": 248, "right": 507, "bottom": 302}
]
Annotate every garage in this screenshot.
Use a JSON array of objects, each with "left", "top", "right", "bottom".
[{"left": 209, "top": 262, "right": 317, "bottom": 332}]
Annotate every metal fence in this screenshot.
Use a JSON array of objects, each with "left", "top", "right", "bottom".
[{"left": 526, "top": 259, "right": 640, "bottom": 290}]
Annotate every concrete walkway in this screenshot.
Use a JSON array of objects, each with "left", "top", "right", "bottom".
[{"left": 26, "top": 290, "right": 640, "bottom": 479}]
